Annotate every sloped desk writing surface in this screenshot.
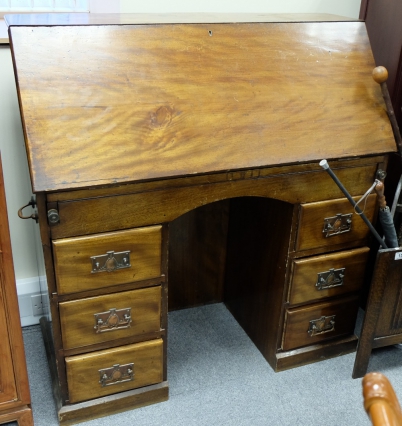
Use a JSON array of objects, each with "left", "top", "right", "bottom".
[
  {"left": 7, "top": 13, "right": 397, "bottom": 425},
  {"left": 6, "top": 14, "right": 395, "bottom": 192}
]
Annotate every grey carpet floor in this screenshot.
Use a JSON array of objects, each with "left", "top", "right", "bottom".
[{"left": 10, "top": 303, "right": 402, "bottom": 425}]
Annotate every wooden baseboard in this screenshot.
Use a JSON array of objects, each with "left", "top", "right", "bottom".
[
  {"left": 274, "top": 335, "right": 358, "bottom": 371},
  {"left": 58, "top": 382, "right": 169, "bottom": 425}
]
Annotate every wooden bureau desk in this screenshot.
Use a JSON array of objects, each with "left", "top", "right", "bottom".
[{"left": 6, "top": 13, "right": 397, "bottom": 424}]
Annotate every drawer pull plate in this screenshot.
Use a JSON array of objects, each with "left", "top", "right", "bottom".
[
  {"left": 90, "top": 250, "right": 131, "bottom": 273},
  {"left": 94, "top": 307, "right": 132, "bottom": 333},
  {"left": 308, "top": 315, "right": 335, "bottom": 336},
  {"left": 316, "top": 268, "right": 345, "bottom": 291},
  {"left": 99, "top": 363, "right": 134, "bottom": 387},
  {"left": 322, "top": 213, "right": 352, "bottom": 237}
]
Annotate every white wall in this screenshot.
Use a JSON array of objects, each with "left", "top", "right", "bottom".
[
  {"left": 120, "top": 0, "right": 361, "bottom": 19},
  {"left": 0, "top": 46, "right": 43, "bottom": 280},
  {"left": 0, "top": 46, "right": 46, "bottom": 325},
  {"left": 1, "top": 0, "right": 361, "bottom": 325}
]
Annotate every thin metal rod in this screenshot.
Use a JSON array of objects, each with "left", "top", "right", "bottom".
[
  {"left": 379, "top": 83, "right": 402, "bottom": 157},
  {"left": 319, "top": 160, "right": 388, "bottom": 249}
]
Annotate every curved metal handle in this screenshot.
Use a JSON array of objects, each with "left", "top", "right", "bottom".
[
  {"left": 94, "top": 307, "right": 132, "bottom": 333},
  {"left": 90, "top": 251, "right": 131, "bottom": 273},
  {"left": 308, "top": 315, "right": 335, "bottom": 337},
  {"left": 18, "top": 196, "right": 38, "bottom": 223},
  {"left": 99, "top": 363, "right": 134, "bottom": 387}
]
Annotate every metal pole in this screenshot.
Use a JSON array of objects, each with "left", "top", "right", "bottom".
[{"left": 319, "top": 160, "right": 388, "bottom": 249}]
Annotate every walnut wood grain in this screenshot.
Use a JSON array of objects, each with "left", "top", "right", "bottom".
[
  {"left": 375, "top": 250, "right": 402, "bottom": 335},
  {"left": 289, "top": 247, "right": 370, "bottom": 305},
  {"left": 50, "top": 163, "right": 380, "bottom": 240},
  {"left": 7, "top": 14, "right": 398, "bottom": 421},
  {"left": 61, "top": 331, "right": 165, "bottom": 359},
  {"left": 296, "top": 194, "right": 377, "bottom": 252},
  {"left": 168, "top": 200, "right": 229, "bottom": 310},
  {"left": 65, "top": 339, "right": 163, "bottom": 404},
  {"left": 9, "top": 21, "right": 395, "bottom": 192},
  {"left": 0, "top": 258, "right": 18, "bottom": 404},
  {"left": 0, "top": 407, "right": 34, "bottom": 426},
  {"left": 59, "top": 286, "right": 161, "bottom": 350},
  {"left": 224, "top": 197, "right": 294, "bottom": 369},
  {"left": 0, "top": 154, "right": 33, "bottom": 424},
  {"left": 52, "top": 226, "right": 162, "bottom": 295},
  {"left": 54, "top": 277, "right": 165, "bottom": 303},
  {"left": 282, "top": 295, "right": 359, "bottom": 351},
  {"left": 363, "top": 0, "right": 402, "bottom": 127},
  {"left": 46, "top": 156, "right": 386, "bottom": 203},
  {"left": 363, "top": 372, "right": 402, "bottom": 426}
]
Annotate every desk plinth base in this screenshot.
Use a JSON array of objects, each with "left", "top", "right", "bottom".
[
  {"left": 58, "top": 382, "right": 169, "bottom": 425},
  {"left": 273, "top": 335, "right": 358, "bottom": 372}
]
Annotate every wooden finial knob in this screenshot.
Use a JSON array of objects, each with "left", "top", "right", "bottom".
[{"left": 372, "top": 66, "right": 388, "bottom": 84}]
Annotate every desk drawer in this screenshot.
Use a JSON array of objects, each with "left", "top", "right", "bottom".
[
  {"left": 59, "top": 286, "right": 161, "bottom": 350},
  {"left": 289, "top": 247, "right": 369, "bottom": 305},
  {"left": 53, "top": 226, "right": 162, "bottom": 295},
  {"left": 282, "top": 296, "right": 359, "bottom": 351},
  {"left": 296, "top": 195, "right": 376, "bottom": 252},
  {"left": 66, "top": 339, "right": 163, "bottom": 404}
]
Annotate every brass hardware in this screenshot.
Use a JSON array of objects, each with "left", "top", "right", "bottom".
[
  {"left": 18, "top": 196, "right": 38, "bottom": 223},
  {"left": 90, "top": 250, "right": 131, "bottom": 273},
  {"left": 47, "top": 209, "right": 60, "bottom": 225},
  {"left": 94, "top": 307, "right": 132, "bottom": 333},
  {"left": 308, "top": 315, "right": 335, "bottom": 336},
  {"left": 322, "top": 213, "right": 352, "bottom": 237},
  {"left": 98, "top": 363, "right": 134, "bottom": 387},
  {"left": 316, "top": 268, "right": 345, "bottom": 291}
]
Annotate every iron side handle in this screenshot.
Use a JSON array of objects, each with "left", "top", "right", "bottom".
[{"left": 18, "top": 196, "right": 38, "bottom": 223}]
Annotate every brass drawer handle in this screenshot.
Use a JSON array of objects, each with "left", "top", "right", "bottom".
[
  {"left": 322, "top": 213, "right": 352, "bottom": 237},
  {"left": 99, "top": 363, "right": 134, "bottom": 387},
  {"left": 308, "top": 315, "right": 335, "bottom": 336},
  {"left": 90, "top": 250, "right": 131, "bottom": 273},
  {"left": 316, "top": 268, "right": 345, "bottom": 291},
  {"left": 94, "top": 307, "right": 132, "bottom": 333}
]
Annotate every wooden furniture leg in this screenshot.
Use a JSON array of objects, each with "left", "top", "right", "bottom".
[
  {"left": 0, "top": 407, "right": 34, "bottom": 426},
  {"left": 0, "top": 153, "right": 34, "bottom": 425}
]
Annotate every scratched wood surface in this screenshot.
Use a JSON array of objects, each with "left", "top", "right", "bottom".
[{"left": 8, "top": 19, "right": 395, "bottom": 192}]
